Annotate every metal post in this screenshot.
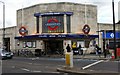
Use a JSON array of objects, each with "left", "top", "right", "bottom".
[
  {"left": 97, "top": 24, "right": 99, "bottom": 46},
  {"left": 112, "top": 0, "right": 117, "bottom": 59},
  {"left": 0, "top": 1, "right": 5, "bottom": 49}
]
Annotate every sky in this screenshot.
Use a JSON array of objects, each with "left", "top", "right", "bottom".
[{"left": 0, "top": 0, "right": 120, "bottom": 28}]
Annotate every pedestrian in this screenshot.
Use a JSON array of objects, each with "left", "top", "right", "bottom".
[
  {"left": 18, "top": 50, "right": 19, "bottom": 56},
  {"left": 106, "top": 43, "right": 109, "bottom": 54},
  {"left": 95, "top": 44, "right": 101, "bottom": 56},
  {"left": 78, "top": 44, "right": 83, "bottom": 55},
  {"left": 66, "top": 44, "right": 71, "bottom": 52},
  {"left": 106, "top": 43, "right": 110, "bottom": 58}
]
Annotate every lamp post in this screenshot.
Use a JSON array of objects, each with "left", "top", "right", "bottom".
[
  {"left": 97, "top": 24, "right": 100, "bottom": 46},
  {"left": 0, "top": 1, "right": 5, "bottom": 49},
  {"left": 112, "top": 0, "right": 117, "bottom": 59}
]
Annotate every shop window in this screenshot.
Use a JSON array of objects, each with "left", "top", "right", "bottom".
[
  {"left": 23, "top": 41, "right": 36, "bottom": 48},
  {"left": 33, "top": 41, "right": 36, "bottom": 48},
  {"left": 23, "top": 42, "right": 26, "bottom": 48},
  {"left": 109, "top": 42, "right": 120, "bottom": 49}
]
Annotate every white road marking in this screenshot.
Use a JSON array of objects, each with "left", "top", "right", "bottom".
[
  {"left": 32, "top": 70, "right": 42, "bottom": 72},
  {"left": 28, "top": 63, "right": 33, "bottom": 64},
  {"left": 50, "top": 72, "right": 60, "bottom": 73},
  {"left": 11, "top": 66, "right": 15, "bottom": 68},
  {"left": 82, "top": 60, "right": 104, "bottom": 70},
  {"left": 21, "top": 68, "right": 30, "bottom": 71}
]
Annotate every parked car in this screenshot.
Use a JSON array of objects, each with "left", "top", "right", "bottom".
[{"left": 0, "top": 48, "right": 13, "bottom": 60}]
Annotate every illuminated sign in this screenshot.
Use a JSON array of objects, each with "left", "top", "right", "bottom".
[
  {"left": 102, "top": 31, "right": 120, "bottom": 39},
  {"left": 45, "top": 18, "right": 61, "bottom": 31},
  {"left": 34, "top": 12, "right": 73, "bottom": 17},
  {"left": 15, "top": 34, "right": 99, "bottom": 39}
]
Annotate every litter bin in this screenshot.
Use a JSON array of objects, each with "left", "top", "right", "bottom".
[
  {"left": 117, "top": 48, "right": 120, "bottom": 57},
  {"left": 35, "top": 49, "right": 41, "bottom": 57}
]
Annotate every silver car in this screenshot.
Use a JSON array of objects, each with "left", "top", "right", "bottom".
[{"left": 0, "top": 48, "right": 13, "bottom": 60}]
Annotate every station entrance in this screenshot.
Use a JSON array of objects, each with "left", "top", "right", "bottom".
[
  {"left": 4, "top": 38, "right": 10, "bottom": 51},
  {"left": 44, "top": 40, "right": 63, "bottom": 55}
]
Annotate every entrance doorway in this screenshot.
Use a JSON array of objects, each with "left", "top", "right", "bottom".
[
  {"left": 44, "top": 40, "right": 63, "bottom": 55},
  {"left": 4, "top": 38, "right": 10, "bottom": 52}
]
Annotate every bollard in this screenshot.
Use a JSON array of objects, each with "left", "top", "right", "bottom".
[{"left": 65, "top": 51, "right": 73, "bottom": 68}]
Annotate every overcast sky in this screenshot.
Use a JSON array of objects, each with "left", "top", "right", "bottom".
[{"left": 0, "top": 0, "right": 120, "bottom": 28}]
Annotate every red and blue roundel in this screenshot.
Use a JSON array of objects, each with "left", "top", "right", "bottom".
[
  {"left": 19, "top": 26, "right": 28, "bottom": 36},
  {"left": 45, "top": 18, "right": 61, "bottom": 31},
  {"left": 82, "top": 24, "right": 90, "bottom": 34}
]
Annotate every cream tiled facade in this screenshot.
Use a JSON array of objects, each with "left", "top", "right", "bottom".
[
  {"left": 0, "top": 2, "right": 119, "bottom": 54},
  {"left": 16, "top": 2, "right": 97, "bottom": 35},
  {"left": 15, "top": 2, "right": 98, "bottom": 54}
]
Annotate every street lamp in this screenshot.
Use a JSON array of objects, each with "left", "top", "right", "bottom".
[{"left": 0, "top": 1, "right": 5, "bottom": 49}]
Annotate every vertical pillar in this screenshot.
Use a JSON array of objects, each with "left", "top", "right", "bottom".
[
  {"left": 70, "top": 15, "right": 73, "bottom": 33},
  {"left": 39, "top": 16, "right": 42, "bottom": 34},
  {"left": 64, "top": 14, "right": 67, "bottom": 33},
  {"left": 36, "top": 16, "right": 39, "bottom": 33}
]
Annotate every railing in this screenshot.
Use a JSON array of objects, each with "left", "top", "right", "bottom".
[{"left": 13, "top": 49, "right": 34, "bottom": 57}]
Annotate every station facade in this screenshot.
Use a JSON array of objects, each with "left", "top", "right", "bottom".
[
  {"left": 15, "top": 2, "right": 98, "bottom": 54},
  {"left": 0, "top": 2, "right": 119, "bottom": 54}
]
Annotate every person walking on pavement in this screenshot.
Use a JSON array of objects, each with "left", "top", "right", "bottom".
[
  {"left": 105, "top": 43, "right": 110, "bottom": 58},
  {"left": 78, "top": 44, "right": 83, "bottom": 55},
  {"left": 66, "top": 44, "right": 71, "bottom": 52},
  {"left": 95, "top": 44, "right": 101, "bottom": 57}
]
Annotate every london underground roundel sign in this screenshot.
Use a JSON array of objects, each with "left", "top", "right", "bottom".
[
  {"left": 19, "top": 26, "right": 27, "bottom": 36},
  {"left": 82, "top": 24, "right": 90, "bottom": 34},
  {"left": 45, "top": 18, "right": 61, "bottom": 31}
]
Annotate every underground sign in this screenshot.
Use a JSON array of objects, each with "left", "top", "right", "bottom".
[
  {"left": 19, "top": 26, "right": 27, "bottom": 36},
  {"left": 45, "top": 18, "right": 61, "bottom": 31},
  {"left": 82, "top": 24, "right": 90, "bottom": 34}
]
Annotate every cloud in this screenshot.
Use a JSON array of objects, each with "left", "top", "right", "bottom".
[{"left": 0, "top": 0, "right": 120, "bottom": 28}]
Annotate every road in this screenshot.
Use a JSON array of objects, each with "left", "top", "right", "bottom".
[{"left": 1, "top": 56, "right": 120, "bottom": 74}]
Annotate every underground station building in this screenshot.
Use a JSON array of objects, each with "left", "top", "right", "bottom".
[{"left": 13, "top": 2, "right": 99, "bottom": 55}]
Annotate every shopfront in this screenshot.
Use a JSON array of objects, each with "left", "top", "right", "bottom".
[
  {"left": 102, "top": 30, "right": 120, "bottom": 49},
  {"left": 15, "top": 33, "right": 98, "bottom": 54}
]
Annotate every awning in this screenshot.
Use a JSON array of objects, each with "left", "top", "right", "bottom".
[{"left": 15, "top": 34, "right": 99, "bottom": 39}]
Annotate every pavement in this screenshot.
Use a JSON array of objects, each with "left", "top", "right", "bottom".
[
  {"left": 48, "top": 54, "right": 112, "bottom": 60},
  {"left": 56, "top": 66, "right": 119, "bottom": 75},
  {"left": 55, "top": 54, "right": 120, "bottom": 75},
  {"left": 15, "top": 54, "right": 120, "bottom": 75}
]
